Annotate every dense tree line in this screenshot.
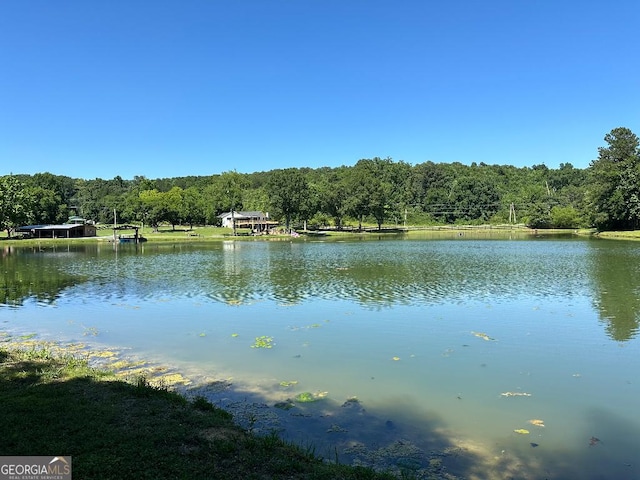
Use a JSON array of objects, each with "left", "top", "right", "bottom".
[{"left": 1, "top": 128, "right": 638, "bottom": 237}]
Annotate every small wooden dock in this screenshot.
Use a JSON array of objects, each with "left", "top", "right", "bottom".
[{"left": 113, "top": 225, "right": 146, "bottom": 243}]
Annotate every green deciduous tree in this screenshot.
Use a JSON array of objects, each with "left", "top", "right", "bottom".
[
  {"left": 29, "top": 186, "right": 64, "bottom": 225},
  {"left": 317, "top": 166, "right": 350, "bottom": 229},
  {"left": 181, "top": 186, "right": 207, "bottom": 228},
  {"left": 139, "top": 189, "right": 164, "bottom": 231},
  {"left": 410, "top": 161, "right": 456, "bottom": 223},
  {"left": 266, "top": 168, "right": 309, "bottom": 230},
  {"left": 26, "top": 172, "right": 76, "bottom": 223},
  {"left": 162, "top": 186, "right": 184, "bottom": 230},
  {"left": 207, "top": 171, "right": 250, "bottom": 234},
  {"left": 448, "top": 175, "right": 500, "bottom": 223},
  {"left": 0, "top": 175, "right": 35, "bottom": 237},
  {"left": 345, "top": 158, "right": 411, "bottom": 230},
  {"left": 588, "top": 127, "right": 640, "bottom": 230},
  {"left": 550, "top": 205, "right": 582, "bottom": 228}
]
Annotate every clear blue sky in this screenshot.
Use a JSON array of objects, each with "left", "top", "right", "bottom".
[{"left": 1, "top": 1, "right": 638, "bottom": 180}]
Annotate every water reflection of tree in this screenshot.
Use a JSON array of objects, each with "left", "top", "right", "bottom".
[
  {"left": 203, "top": 242, "right": 257, "bottom": 305},
  {"left": 589, "top": 241, "right": 640, "bottom": 341},
  {"left": 1, "top": 246, "right": 81, "bottom": 307},
  {"left": 209, "top": 240, "right": 590, "bottom": 309},
  {"left": 267, "top": 244, "right": 313, "bottom": 305}
]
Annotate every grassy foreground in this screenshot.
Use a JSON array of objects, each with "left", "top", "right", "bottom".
[{"left": 0, "top": 345, "right": 395, "bottom": 480}]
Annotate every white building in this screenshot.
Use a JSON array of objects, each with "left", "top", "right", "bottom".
[{"left": 217, "top": 211, "right": 277, "bottom": 231}]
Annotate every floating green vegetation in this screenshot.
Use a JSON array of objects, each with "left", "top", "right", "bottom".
[
  {"left": 82, "top": 326, "right": 99, "bottom": 337},
  {"left": 294, "top": 391, "right": 328, "bottom": 403},
  {"left": 251, "top": 336, "right": 274, "bottom": 349},
  {"left": 198, "top": 332, "right": 206, "bottom": 337},
  {"left": 19, "top": 333, "right": 37, "bottom": 340},
  {"left": 472, "top": 331, "right": 496, "bottom": 341},
  {"left": 231, "top": 333, "right": 239, "bottom": 337},
  {"left": 108, "top": 359, "right": 147, "bottom": 371},
  {"left": 294, "top": 392, "right": 315, "bottom": 402},
  {"left": 501, "top": 391, "right": 532, "bottom": 397},
  {"left": 115, "top": 368, "right": 191, "bottom": 388},
  {"left": 89, "top": 350, "right": 117, "bottom": 358},
  {"left": 279, "top": 380, "right": 298, "bottom": 387},
  {"left": 289, "top": 323, "right": 323, "bottom": 331},
  {"left": 154, "top": 372, "right": 191, "bottom": 387}
]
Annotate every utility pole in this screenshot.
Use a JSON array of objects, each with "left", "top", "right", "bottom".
[
  {"left": 509, "top": 203, "right": 516, "bottom": 224},
  {"left": 228, "top": 190, "right": 236, "bottom": 236},
  {"left": 231, "top": 201, "right": 236, "bottom": 236}
]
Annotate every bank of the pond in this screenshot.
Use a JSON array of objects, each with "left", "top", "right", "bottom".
[
  {"left": 593, "top": 230, "right": 640, "bottom": 240},
  {"left": 1, "top": 224, "right": 583, "bottom": 247},
  {"left": 0, "top": 339, "right": 399, "bottom": 480}
]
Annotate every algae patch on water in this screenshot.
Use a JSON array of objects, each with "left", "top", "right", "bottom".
[
  {"left": 89, "top": 350, "right": 117, "bottom": 358},
  {"left": 279, "top": 380, "right": 298, "bottom": 388},
  {"left": 251, "top": 336, "right": 274, "bottom": 349},
  {"left": 471, "top": 331, "right": 496, "bottom": 341},
  {"left": 108, "top": 359, "right": 147, "bottom": 370},
  {"left": 294, "top": 391, "right": 328, "bottom": 403}
]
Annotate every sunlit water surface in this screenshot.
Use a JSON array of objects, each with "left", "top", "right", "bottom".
[{"left": 3, "top": 236, "right": 639, "bottom": 479}]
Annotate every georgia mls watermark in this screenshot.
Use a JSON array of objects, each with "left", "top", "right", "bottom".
[{"left": 0, "top": 456, "right": 71, "bottom": 480}]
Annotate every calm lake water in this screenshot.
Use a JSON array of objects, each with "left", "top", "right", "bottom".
[{"left": 2, "top": 234, "right": 640, "bottom": 479}]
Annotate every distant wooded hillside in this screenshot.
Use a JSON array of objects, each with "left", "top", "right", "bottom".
[{"left": 2, "top": 127, "right": 639, "bottom": 236}]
